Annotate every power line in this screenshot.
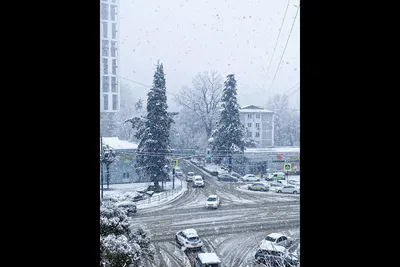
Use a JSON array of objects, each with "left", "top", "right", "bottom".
[
  {"left": 282, "top": 82, "right": 300, "bottom": 95},
  {"left": 266, "top": 4, "right": 300, "bottom": 95},
  {"left": 119, "top": 76, "right": 180, "bottom": 97},
  {"left": 262, "top": 0, "right": 292, "bottom": 90}
]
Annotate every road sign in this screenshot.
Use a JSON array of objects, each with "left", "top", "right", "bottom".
[
  {"left": 206, "top": 149, "right": 211, "bottom": 158},
  {"left": 170, "top": 158, "right": 179, "bottom": 168},
  {"left": 283, "top": 162, "right": 292, "bottom": 171}
]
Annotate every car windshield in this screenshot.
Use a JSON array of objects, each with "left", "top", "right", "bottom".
[
  {"left": 187, "top": 237, "right": 199, "bottom": 242},
  {"left": 207, "top": 197, "right": 217, "bottom": 202},
  {"left": 265, "top": 236, "right": 277, "bottom": 242},
  {"left": 195, "top": 178, "right": 202, "bottom": 181}
]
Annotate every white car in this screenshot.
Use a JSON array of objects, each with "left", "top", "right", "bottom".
[
  {"left": 242, "top": 174, "right": 260, "bottom": 182},
  {"left": 274, "top": 185, "right": 300, "bottom": 194},
  {"left": 263, "top": 233, "right": 294, "bottom": 248},
  {"left": 267, "top": 172, "right": 286, "bottom": 180},
  {"left": 175, "top": 229, "right": 203, "bottom": 250},
  {"left": 205, "top": 194, "right": 221, "bottom": 209},
  {"left": 186, "top": 171, "right": 195, "bottom": 182},
  {"left": 288, "top": 180, "right": 300, "bottom": 186},
  {"left": 175, "top": 168, "right": 184, "bottom": 178},
  {"left": 193, "top": 175, "right": 205, "bottom": 187}
]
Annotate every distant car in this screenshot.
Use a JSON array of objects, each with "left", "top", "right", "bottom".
[
  {"left": 274, "top": 185, "right": 300, "bottom": 194},
  {"left": 175, "top": 168, "right": 184, "bottom": 178},
  {"left": 288, "top": 180, "right": 300, "bottom": 186},
  {"left": 264, "top": 233, "right": 294, "bottom": 248},
  {"left": 268, "top": 182, "right": 283, "bottom": 188},
  {"left": 267, "top": 172, "right": 286, "bottom": 180},
  {"left": 132, "top": 194, "right": 145, "bottom": 202},
  {"left": 242, "top": 174, "right": 261, "bottom": 182},
  {"left": 193, "top": 175, "right": 205, "bottom": 187},
  {"left": 116, "top": 201, "right": 137, "bottom": 217},
  {"left": 217, "top": 174, "right": 239, "bottom": 182},
  {"left": 186, "top": 171, "right": 195, "bottom": 182},
  {"left": 231, "top": 172, "right": 243, "bottom": 180},
  {"left": 248, "top": 182, "right": 269, "bottom": 191},
  {"left": 175, "top": 229, "right": 203, "bottom": 250},
  {"left": 205, "top": 194, "right": 221, "bottom": 209},
  {"left": 255, "top": 241, "right": 299, "bottom": 266}
]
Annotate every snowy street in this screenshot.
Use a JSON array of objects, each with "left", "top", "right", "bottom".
[{"left": 128, "top": 159, "right": 300, "bottom": 267}]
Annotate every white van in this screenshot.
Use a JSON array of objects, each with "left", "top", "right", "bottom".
[{"left": 195, "top": 252, "right": 221, "bottom": 267}]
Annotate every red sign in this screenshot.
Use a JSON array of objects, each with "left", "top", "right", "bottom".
[{"left": 277, "top": 154, "right": 284, "bottom": 159}]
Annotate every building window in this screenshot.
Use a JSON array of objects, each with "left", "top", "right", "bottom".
[
  {"left": 112, "top": 23, "right": 117, "bottom": 39},
  {"left": 247, "top": 123, "right": 252, "bottom": 127},
  {"left": 102, "top": 22, "right": 108, "bottom": 38},
  {"left": 123, "top": 173, "right": 126, "bottom": 178},
  {"left": 102, "top": 40, "right": 109, "bottom": 56},
  {"left": 112, "top": 94, "right": 118, "bottom": 110},
  {"left": 256, "top": 114, "right": 261, "bottom": 119},
  {"left": 255, "top": 132, "right": 260, "bottom": 137},
  {"left": 247, "top": 114, "right": 252, "bottom": 119},
  {"left": 247, "top": 132, "right": 252, "bottom": 138},
  {"left": 111, "top": 77, "right": 118, "bottom": 92},
  {"left": 102, "top": 58, "right": 108, "bottom": 74},
  {"left": 126, "top": 173, "right": 130, "bottom": 178},
  {"left": 101, "top": 3, "right": 109, "bottom": 20},
  {"left": 102, "top": 76, "right": 109, "bottom": 92},
  {"left": 103, "top": 94, "right": 109, "bottom": 110},
  {"left": 112, "top": 59, "right": 117, "bottom": 75},
  {"left": 256, "top": 123, "right": 260, "bottom": 128},
  {"left": 111, "top": 41, "right": 117, "bottom": 57},
  {"left": 111, "top": 5, "right": 117, "bottom": 21}
]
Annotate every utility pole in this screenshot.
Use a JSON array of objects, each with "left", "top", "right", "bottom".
[
  {"left": 172, "top": 167, "right": 175, "bottom": 189},
  {"left": 100, "top": 133, "right": 104, "bottom": 200}
]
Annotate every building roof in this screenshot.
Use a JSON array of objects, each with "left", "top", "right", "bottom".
[
  {"left": 102, "top": 137, "right": 138, "bottom": 150},
  {"left": 240, "top": 105, "right": 274, "bottom": 113},
  {"left": 245, "top": 147, "right": 300, "bottom": 153},
  {"left": 197, "top": 253, "right": 221, "bottom": 264}
]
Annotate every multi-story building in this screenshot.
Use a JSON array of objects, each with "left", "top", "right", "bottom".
[
  {"left": 100, "top": 0, "right": 120, "bottom": 135},
  {"left": 239, "top": 105, "right": 275, "bottom": 148}
]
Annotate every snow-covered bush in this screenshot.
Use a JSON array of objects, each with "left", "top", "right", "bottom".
[
  {"left": 129, "top": 225, "right": 155, "bottom": 262},
  {"left": 100, "top": 202, "right": 130, "bottom": 237},
  {"left": 100, "top": 234, "right": 141, "bottom": 267}
]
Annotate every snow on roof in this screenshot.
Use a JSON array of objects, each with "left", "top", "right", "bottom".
[
  {"left": 102, "top": 137, "right": 138, "bottom": 150},
  {"left": 245, "top": 147, "right": 300, "bottom": 153},
  {"left": 183, "top": 229, "right": 199, "bottom": 237},
  {"left": 197, "top": 253, "right": 221, "bottom": 264},
  {"left": 240, "top": 105, "right": 273, "bottom": 113},
  {"left": 267, "top": 233, "right": 284, "bottom": 239},
  {"left": 208, "top": 194, "right": 218, "bottom": 198},
  {"left": 259, "top": 240, "right": 286, "bottom": 252}
]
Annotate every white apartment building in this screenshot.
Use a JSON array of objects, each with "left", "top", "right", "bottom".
[
  {"left": 240, "top": 105, "right": 274, "bottom": 148},
  {"left": 100, "top": 0, "right": 120, "bottom": 112}
]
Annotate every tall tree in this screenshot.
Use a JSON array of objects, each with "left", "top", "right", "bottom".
[
  {"left": 174, "top": 71, "right": 223, "bottom": 138},
  {"left": 133, "top": 62, "right": 173, "bottom": 189},
  {"left": 212, "top": 74, "right": 245, "bottom": 171}
]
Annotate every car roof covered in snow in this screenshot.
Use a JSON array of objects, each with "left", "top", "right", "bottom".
[
  {"left": 194, "top": 175, "right": 202, "bottom": 179},
  {"left": 267, "top": 233, "right": 285, "bottom": 239},
  {"left": 208, "top": 194, "right": 218, "bottom": 198},
  {"left": 182, "top": 229, "right": 199, "bottom": 237},
  {"left": 259, "top": 240, "right": 287, "bottom": 252},
  {"left": 197, "top": 253, "right": 221, "bottom": 263}
]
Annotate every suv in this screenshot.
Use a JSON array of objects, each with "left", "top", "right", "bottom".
[
  {"left": 205, "top": 194, "right": 221, "bottom": 209},
  {"left": 187, "top": 171, "right": 195, "bottom": 182},
  {"left": 193, "top": 175, "right": 205, "bottom": 187},
  {"left": 255, "top": 241, "right": 299, "bottom": 266},
  {"left": 264, "top": 233, "right": 294, "bottom": 248},
  {"left": 175, "top": 229, "right": 203, "bottom": 250}
]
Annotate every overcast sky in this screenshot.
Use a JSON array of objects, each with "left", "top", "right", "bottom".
[{"left": 119, "top": 0, "right": 299, "bottom": 111}]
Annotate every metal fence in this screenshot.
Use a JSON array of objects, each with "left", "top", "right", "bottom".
[{"left": 134, "top": 184, "right": 183, "bottom": 205}]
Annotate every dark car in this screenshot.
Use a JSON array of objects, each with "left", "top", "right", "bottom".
[{"left": 217, "top": 174, "right": 238, "bottom": 182}]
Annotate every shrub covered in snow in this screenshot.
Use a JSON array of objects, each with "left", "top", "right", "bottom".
[
  {"left": 100, "top": 203, "right": 131, "bottom": 237},
  {"left": 100, "top": 234, "right": 140, "bottom": 267}
]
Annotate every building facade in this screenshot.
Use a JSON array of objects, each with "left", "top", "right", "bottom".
[
  {"left": 100, "top": 0, "right": 120, "bottom": 135},
  {"left": 240, "top": 105, "right": 275, "bottom": 148}
]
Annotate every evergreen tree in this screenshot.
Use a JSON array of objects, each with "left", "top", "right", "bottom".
[
  {"left": 212, "top": 74, "right": 245, "bottom": 172},
  {"left": 135, "top": 62, "right": 173, "bottom": 189}
]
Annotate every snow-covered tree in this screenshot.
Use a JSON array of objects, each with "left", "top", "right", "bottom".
[
  {"left": 266, "top": 94, "right": 300, "bottom": 146},
  {"left": 174, "top": 71, "right": 223, "bottom": 138},
  {"left": 130, "top": 62, "right": 173, "bottom": 189},
  {"left": 100, "top": 203, "right": 131, "bottom": 237},
  {"left": 212, "top": 74, "right": 245, "bottom": 171},
  {"left": 100, "top": 234, "right": 141, "bottom": 267}
]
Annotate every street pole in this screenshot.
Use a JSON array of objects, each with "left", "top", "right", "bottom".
[
  {"left": 172, "top": 167, "right": 175, "bottom": 189},
  {"left": 100, "top": 133, "right": 104, "bottom": 200}
]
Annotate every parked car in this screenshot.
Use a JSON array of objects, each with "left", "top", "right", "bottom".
[
  {"left": 268, "top": 181, "right": 283, "bottom": 189},
  {"left": 231, "top": 172, "right": 243, "bottom": 180},
  {"left": 274, "top": 185, "right": 300, "bottom": 194},
  {"left": 264, "top": 233, "right": 294, "bottom": 248},
  {"left": 175, "top": 229, "right": 203, "bottom": 250},
  {"left": 195, "top": 252, "right": 221, "bottom": 267},
  {"left": 205, "top": 194, "right": 221, "bottom": 209},
  {"left": 193, "top": 175, "right": 205, "bottom": 187},
  {"left": 248, "top": 182, "right": 269, "bottom": 191},
  {"left": 288, "top": 180, "right": 300, "bottom": 186},
  {"left": 132, "top": 194, "right": 145, "bottom": 202},
  {"left": 255, "top": 241, "right": 299, "bottom": 266},
  {"left": 242, "top": 174, "right": 261, "bottom": 182},
  {"left": 217, "top": 173, "right": 239, "bottom": 182},
  {"left": 186, "top": 171, "right": 195, "bottom": 182},
  {"left": 116, "top": 201, "right": 137, "bottom": 217},
  {"left": 267, "top": 172, "right": 286, "bottom": 181}
]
